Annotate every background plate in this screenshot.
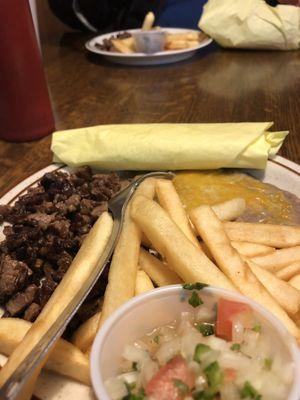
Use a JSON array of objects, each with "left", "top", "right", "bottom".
[{"left": 85, "top": 28, "right": 213, "bottom": 66}]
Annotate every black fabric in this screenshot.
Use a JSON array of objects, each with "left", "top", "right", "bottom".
[
  {"left": 265, "top": 0, "right": 279, "bottom": 6},
  {"left": 48, "top": 0, "right": 166, "bottom": 32},
  {"left": 48, "top": 0, "right": 83, "bottom": 30}
]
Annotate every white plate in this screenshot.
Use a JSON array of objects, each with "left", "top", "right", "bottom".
[
  {"left": 85, "top": 28, "right": 213, "bottom": 66},
  {"left": 0, "top": 155, "right": 299, "bottom": 400}
]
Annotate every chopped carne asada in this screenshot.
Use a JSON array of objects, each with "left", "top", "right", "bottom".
[{"left": 0, "top": 166, "right": 128, "bottom": 323}]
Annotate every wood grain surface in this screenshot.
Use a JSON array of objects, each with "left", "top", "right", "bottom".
[{"left": 0, "top": 2, "right": 300, "bottom": 197}]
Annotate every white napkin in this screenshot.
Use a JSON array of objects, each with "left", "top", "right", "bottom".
[{"left": 199, "top": 0, "right": 300, "bottom": 50}]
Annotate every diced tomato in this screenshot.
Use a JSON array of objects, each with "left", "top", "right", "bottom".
[
  {"left": 216, "top": 298, "right": 251, "bottom": 341},
  {"left": 145, "top": 355, "right": 195, "bottom": 400},
  {"left": 224, "top": 368, "right": 237, "bottom": 382}
]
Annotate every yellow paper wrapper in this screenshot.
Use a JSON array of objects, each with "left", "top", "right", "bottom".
[
  {"left": 199, "top": 0, "right": 300, "bottom": 50},
  {"left": 51, "top": 123, "right": 288, "bottom": 170}
]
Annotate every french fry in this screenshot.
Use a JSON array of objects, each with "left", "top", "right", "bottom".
[
  {"left": 198, "top": 31, "right": 209, "bottom": 41},
  {"left": 0, "top": 318, "right": 90, "bottom": 385},
  {"left": 139, "top": 248, "right": 183, "bottom": 286},
  {"left": 0, "top": 212, "right": 113, "bottom": 393},
  {"left": 199, "top": 242, "right": 214, "bottom": 261},
  {"left": 276, "top": 262, "right": 300, "bottom": 281},
  {"left": 210, "top": 198, "right": 246, "bottom": 221},
  {"left": 251, "top": 246, "right": 300, "bottom": 272},
  {"left": 71, "top": 312, "right": 101, "bottom": 353},
  {"left": 141, "top": 232, "right": 152, "bottom": 248},
  {"left": 135, "top": 270, "right": 154, "bottom": 295},
  {"left": 99, "top": 179, "right": 156, "bottom": 330},
  {"left": 190, "top": 205, "right": 300, "bottom": 339},
  {"left": 166, "top": 32, "right": 200, "bottom": 41},
  {"left": 130, "top": 196, "right": 236, "bottom": 291},
  {"left": 289, "top": 274, "right": 300, "bottom": 291},
  {"left": 247, "top": 261, "right": 300, "bottom": 315},
  {"left": 112, "top": 38, "right": 135, "bottom": 54},
  {"left": 292, "top": 311, "right": 300, "bottom": 328},
  {"left": 165, "top": 40, "right": 191, "bottom": 50},
  {"left": 224, "top": 221, "right": 300, "bottom": 248},
  {"left": 231, "top": 241, "right": 275, "bottom": 257},
  {"left": 142, "top": 11, "right": 155, "bottom": 30},
  {"left": 185, "top": 40, "right": 200, "bottom": 48},
  {"left": 155, "top": 179, "right": 199, "bottom": 248}
]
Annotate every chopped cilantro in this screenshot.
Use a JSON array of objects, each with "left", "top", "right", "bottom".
[
  {"left": 197, "top": 323, "right": 215, "bottom": 336},
  {"left": 183, "top": 282, "right": 208, "bottom": 291},
  {"left": 188, "top": 291, "right": 203, "bottom": 308},
  {"left": 264, "top": 357, "right": 273, "bottom": 371},
  {"left": 241, "top": 381, "right": 262, "bottom": 399},
  {"left": 122, "top": 387, "right": 145, "bottom": 400},
  {"left": 173, "top": 378, "right": 189, "bottom": 395},
  {"left": 204, "top": 361, "right": 223, "bottom": 393},
  {"left": 252, "top": 324, "right": 262, "bottom": 333},
  {"left": 194, "top": 343, "right": 211, "bottom": 363},
  {"left": 230, "top": 343, "right": 241, "bottom": 352},
  {"left": 192, "top": 390, "right": 214, "bottom": 400},
  {"left": 132, "top": 362, "right": 138, "bottom": 371},
  {"left": 122, "top": 393, "right": 145, "bottom": 400},
  {"left": 153, "top": 335, "right": 160, "bottom": 344}
]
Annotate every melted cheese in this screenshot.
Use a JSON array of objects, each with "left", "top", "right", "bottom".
[{"left": 174, "top": 170, "right": 294, "bottom": 224}]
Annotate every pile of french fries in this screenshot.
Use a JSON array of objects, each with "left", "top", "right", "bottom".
[
  {"left": 0, "top": 176, "right": 300, "bottom": 397},
  {"left": 95, "top": 177, "right": 300, "bottom": 345},
  {"left": 111, "top": 31, "right": 207, "bottom": 54}
]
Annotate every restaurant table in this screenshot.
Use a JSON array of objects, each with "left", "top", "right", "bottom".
[{"left": 0, "top": 2, "right": 300, "bottom": 198}]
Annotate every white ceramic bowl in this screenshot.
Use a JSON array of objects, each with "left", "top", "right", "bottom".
[{"left": 91, "top": 285, "right": 300, "bottom": 400}]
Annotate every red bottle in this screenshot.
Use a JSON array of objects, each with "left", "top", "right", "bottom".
[{"left": 0, "top": 0, "right": 55, "bottom": 142}]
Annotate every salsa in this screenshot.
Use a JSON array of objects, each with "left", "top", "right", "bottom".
[{"left": 104, "top": 287, "right": 294, "bottom": 400}]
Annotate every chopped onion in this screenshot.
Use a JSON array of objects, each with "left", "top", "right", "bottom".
[
  {"left": 155, "top": 337, "right": 181, "bottom": 365},
  {"left": 176, "top": 312, "right": 194, "bottom": 335},
  {"left": 122, "top": 344, "right": 150, "bottom": 363},
  {"left": 231, "top": 320, "right": 244, "bottom": 343},
  {"left": 119, "top": 371, "right": 139, "bottom": 385},
  {"left": 201, "top": 349, "right": 220, "bottom": 368},
  {"left": 196, "top": 305, "right": 216, "bottom": 323},
  {"left": 140, "top": 359, "right": 159, "bottom": 386},
  {"left": 188, "top": 360, "right": 202, "bottom": 375},
  {"left": 158, "top": 325, "right": 177, "bottom": 343},
  {"left": 181, "top": 330, "right": 207, "bottom": 361},
  {"left": 260, "top": 376, "right": 289, "bottom": 400},
  {"left": 104, "top": 377, "right": 128, "bottom": 400},
  {"left": 240, "top": 329, "right": 260, "bottom": 357},
  {"left": 194, "top": 373, "right": 207, "bottom": 391},
  {"left": 219, "top": 382, "right": 240, "bottom": 400},
  {"left": 218, "top": 351, "right": 250, "bottom": 371},
  {"left": 206, "top": 335, "right": 228, "bottom": 352},
  {"left": 234, "top": 311, "right": 256, "bottom": 329}
]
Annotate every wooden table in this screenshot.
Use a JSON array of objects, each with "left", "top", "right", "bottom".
[{"left": 1, "top": 2, "right": 300, "bottom": 197}]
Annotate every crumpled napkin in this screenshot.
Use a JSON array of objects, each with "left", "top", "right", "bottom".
[
  {"left": 51, "top": 123, "right": 288, "bottom": 170},
  {"left": 199, "top": 0, "right": 300, "bottom": 50}
]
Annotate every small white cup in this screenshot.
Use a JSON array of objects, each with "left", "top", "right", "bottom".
[
  {"left": 91, "top": 285, "right": 300, "bottom": 400},
  {"left": 133, "top": 30, "right": 166, "bottom": 54}
]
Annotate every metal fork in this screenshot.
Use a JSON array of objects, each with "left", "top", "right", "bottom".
[{"left": 0, "top": 171, "right": 173, "bottom": 400}]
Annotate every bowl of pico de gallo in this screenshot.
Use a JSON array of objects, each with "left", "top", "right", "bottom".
[{"left": 91, "top": 284, "right": 300, "bottom": 400}]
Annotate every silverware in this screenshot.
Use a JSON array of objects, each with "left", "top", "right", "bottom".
[{"left": 0, "top": 171, "right": 173, "bottom": 399}]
